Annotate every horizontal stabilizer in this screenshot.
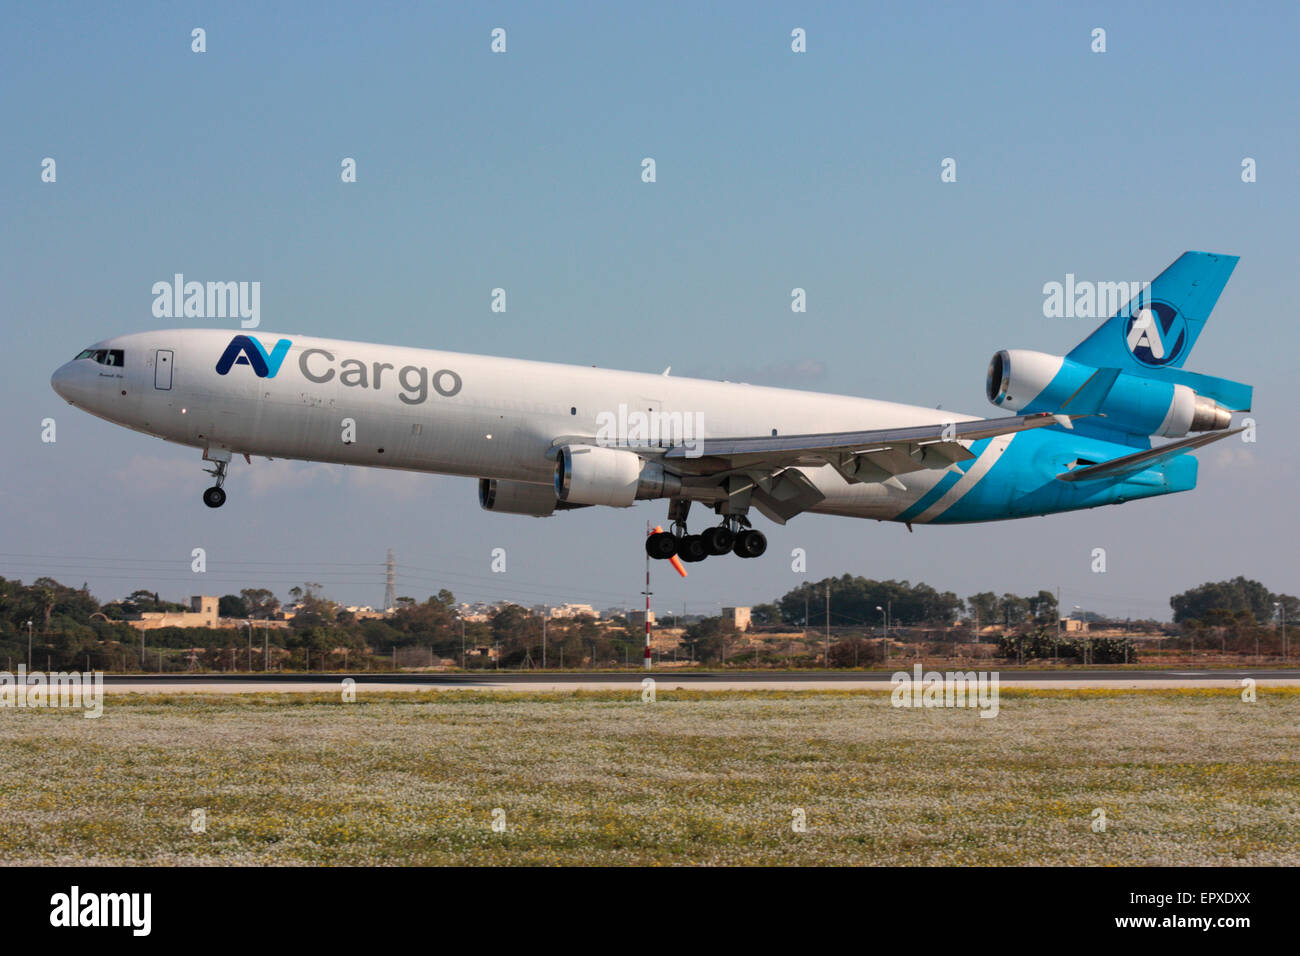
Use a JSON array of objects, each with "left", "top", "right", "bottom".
[
  {"left": 1056, "top": 427, "right": 1244, "bottom": 482},
  {"left": 1122, "top": 365, "right": 1253, "bottom": 413}
]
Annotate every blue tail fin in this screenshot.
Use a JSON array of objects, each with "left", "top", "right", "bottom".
[{"left": 1067, "top": 251, "right": 1239, "bottom": 373}]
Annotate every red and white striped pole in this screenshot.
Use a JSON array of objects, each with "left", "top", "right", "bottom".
[{"left": 643, "top": 522, "right": 653, "bottom": 669}]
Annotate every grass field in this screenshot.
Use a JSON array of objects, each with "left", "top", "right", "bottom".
[{"left": 1, "top": 688, "right": 1297, "bottom": 865}]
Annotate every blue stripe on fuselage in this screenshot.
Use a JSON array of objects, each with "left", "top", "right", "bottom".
[
  {"left": 894, "top": 438, "right": 990, "bottom": 522},
  {"left": 921, "top": 427, "right": 1197, "bottom": 523}
]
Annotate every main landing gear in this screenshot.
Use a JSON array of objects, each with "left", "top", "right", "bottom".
[
  {"left": 645, "top": 507, "right": 767, "bottom": 563},
  {"left": 202, "top": 457, "right": 229, "bottom": 509}
]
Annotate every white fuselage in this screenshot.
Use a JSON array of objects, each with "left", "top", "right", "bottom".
[{"left": 52, "top": 329, "right": 972, "bottom": 521}]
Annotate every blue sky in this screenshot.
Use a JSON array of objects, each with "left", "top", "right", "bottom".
[{"left": 3, "top": 1, "right": 1296, "bottom": 620}]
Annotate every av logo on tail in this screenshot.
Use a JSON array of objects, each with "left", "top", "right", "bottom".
[
  {"left": 215, "top": 335, "right": 292, "bottom": 378},
  {"left": 1123, "top": 300, "right": 1186, "bottom": 366}
]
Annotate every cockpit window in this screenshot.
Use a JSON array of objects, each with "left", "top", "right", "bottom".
[{"left": 75, "top": 348, "right": 125, "bottom": 366}]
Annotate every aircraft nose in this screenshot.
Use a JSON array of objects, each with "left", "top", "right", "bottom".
[
  {"left": 50, "top": 361, "right": 82, "bottom": 403},
  {"left": 51, "top": 362, "right": 71, "bottom": 399}
]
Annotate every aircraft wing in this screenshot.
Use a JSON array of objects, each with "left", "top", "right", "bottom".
[
  {"left": 664, "top": 411, "right": 1069, "bottom": 476},
  {"left": 655, "top": 411, "right": 1071, "bottom": 524}
]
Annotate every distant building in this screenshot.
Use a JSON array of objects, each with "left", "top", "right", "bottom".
[
  {"left": 532, "top": 603, "right": 599, "bottom": 620},
  {"left": 342, "top": 605, "right": 390, "bottom": 621},
  {"left": 129, "top": 595, "right": 219, "bottom": 631},
  {"left": 454, "top": 602, "right": 499, "bottom": 622},
  {"left": 721, "top": 606, "right": 752, "bottom": 632},
  {"left": 127, "top": 595, "right": 290, "bottom": 631},
  {"left": 627, "top": 610, "right": 655, "bottom": 628},
  {"left": 1061, "top": 618, "right": 1090, "bottom": 633}
]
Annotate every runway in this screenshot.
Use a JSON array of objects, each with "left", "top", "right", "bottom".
[{"left": 94, "top": 669, "right": 1300, "bottom": 693}]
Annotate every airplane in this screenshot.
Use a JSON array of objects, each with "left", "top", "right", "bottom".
[{"left": 51, "top": 251, "right": 1251, "bottom": 565}]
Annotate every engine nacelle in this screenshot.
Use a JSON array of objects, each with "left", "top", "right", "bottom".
[
  {"left": 986, "top": 349, "right": 1231, "bottom": 438},
  {"left": 554, "top": 445, "right": 682, "bottom": 507},
  {"left": 478, "top": 478, "right": 559, "bottom": 516}
]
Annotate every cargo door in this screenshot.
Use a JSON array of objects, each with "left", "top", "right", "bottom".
[{"left": 154, "top": 349, "right": 174, "bottom": 390}]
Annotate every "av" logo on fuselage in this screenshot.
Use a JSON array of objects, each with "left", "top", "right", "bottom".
[{"left": 215, "top": 335, "right": 292, "bottom": 378}]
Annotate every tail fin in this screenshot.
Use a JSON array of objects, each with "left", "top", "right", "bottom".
[{"left": 1067, "top": 251, "right": 1239, "bottom": 373}]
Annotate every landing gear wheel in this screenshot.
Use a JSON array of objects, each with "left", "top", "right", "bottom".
[
  {"left": 701, "top": 526, "right": 735, "bottom": 556},
  {"left": 678, "top": 534, "right": 709, "bottom": 563},
  {"left": 203, "top": 486, "right": 227, "bottom": 509},
  {"left": 733, "top": 529, "right": 767, "bottom": 558},
  {"left": 645, "top": 531, "right": 678, "bottom": 560}
]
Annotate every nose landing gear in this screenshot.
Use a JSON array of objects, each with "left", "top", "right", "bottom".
[{"left": 202, "top": 452, "right": 230, "bottom": 509}]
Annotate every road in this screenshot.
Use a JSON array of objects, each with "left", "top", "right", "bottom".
[{"left": 93, "top": 669, "right": 1300, "bottom": 693}]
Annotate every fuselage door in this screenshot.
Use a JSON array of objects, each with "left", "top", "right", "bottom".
[{"left": 155, "top": 349, "right": 174, "bottom": 390}]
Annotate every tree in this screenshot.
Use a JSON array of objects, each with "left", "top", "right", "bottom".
[
  {"left": 388, "top": 595, "right": 458, "bottom": 651},
  {"left": 1275, "top": 594, "right": 1300, "bottom": 623},
  {"left": 219, "top": 594, "right": 249, "bottom": 618},
  {"left": 1000, "top": 594, "right": 1031, "bottom": 628},
  {"left": 490, "top": 604, "right": 541, "bottom": 661},
  {"left": 124, "top": 589, "right": 183, "bottom": 614},
  {"left": 1171, "top": 577, "right": 1284, "bottom": 624},
  {"left": 290, "top": 585, "right": 338, "bottom": 631},
  {"left": 776, "top": 576, "right": 963, "bottom": 629},
  {"left": 1027, "top": 590, "right": 1058, "bottom": 626},
  {"left": 966, "top": 592, "right": 1000, "bottom": 627},
  {"left": 680, "top": 617, "right": 724, "bottom": 663},
  {"left": 239, "top": 588, "right": 281, "bottom": 619}
]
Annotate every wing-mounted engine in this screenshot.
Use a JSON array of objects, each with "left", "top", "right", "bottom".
[
  {"left": 986, "top": 349, "right": 1241, "bottom": 438},
  {"left": 554, "top": 444, "right": 683, "bottom": 507},
  {"left": 479, "top": 478, "right": 591, "bottom": 516}
]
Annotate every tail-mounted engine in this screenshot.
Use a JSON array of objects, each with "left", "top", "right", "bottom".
[{"left": 986, "top": 349, "right": 1233, "bottom": 437}]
